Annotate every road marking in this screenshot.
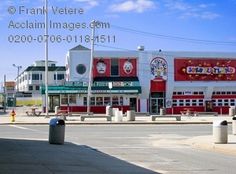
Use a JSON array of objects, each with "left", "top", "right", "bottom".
[{"left": 9, "top": 125, "right": 41, "bottom": 132}]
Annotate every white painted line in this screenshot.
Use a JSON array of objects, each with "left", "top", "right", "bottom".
[{"left": 10, "top": 125, "right": 32, "bottom": 130}]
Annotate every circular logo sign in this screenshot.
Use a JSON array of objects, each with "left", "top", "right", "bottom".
[
  {"left": 123, "top": 61, "right": 133, "bottom": 74},
  {"left": 96, "top": 61, "right": 106, "bottom": 74},
  {"left": 150, "top": 57, "right": 167, "bottom": 80},
  {"left": 76, "top": 64, "right": 86, "bottom": 75}
]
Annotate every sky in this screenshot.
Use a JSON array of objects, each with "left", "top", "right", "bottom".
[{"left": 0, "top": 0, "right": 236, "bottom": 81}]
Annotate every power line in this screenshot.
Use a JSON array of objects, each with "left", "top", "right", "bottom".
[{"left": 111, "top": 25, "right": 236, "bottom": 46}]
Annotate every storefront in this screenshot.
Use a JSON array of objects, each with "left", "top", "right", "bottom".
[{"left": 41, "top": 45, "right": 236, "bottom": 114}]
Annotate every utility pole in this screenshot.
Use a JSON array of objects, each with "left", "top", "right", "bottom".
[
  {"left": 87, "top": 20, "right": 95, "bottom": 113},
  {"left": 3, "top": 75, "right": 6, "bottom": 113},
  {"left": 12, "top": 64, "right": 22, "bottom": 93},
  {"left": 45, "top": 0, "right": 49, "bottom": 117}
]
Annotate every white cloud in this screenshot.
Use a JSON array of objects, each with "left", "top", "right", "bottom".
[
  {"left": 163, "top": 0, "right": 220, "bottom": 20},
  {"left": 109, "top": 0, "right": 155, "bottom": 13},
  {"left": 73, "top": 0, "right": 99, "bottom": 9}
]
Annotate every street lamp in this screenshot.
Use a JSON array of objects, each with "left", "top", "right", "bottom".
[
  {"left": 108, "top": 82, "right": 112, "bottom": 106},
  {"left": 12, "top": 64, "right": 22, "bottom": 93}
]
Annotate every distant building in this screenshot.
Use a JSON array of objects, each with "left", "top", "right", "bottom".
[{"left": 15, "top": 60, "right": 66, "bottom": 106}]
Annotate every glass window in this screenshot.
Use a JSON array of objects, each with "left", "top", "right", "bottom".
[
  {"left": 177, "top": 92, "right": 182, "bottom": 95},
  {"left": 29, "top": 85, "right": 33, "bottom": 91},
  {"left": 192, "top": 100, "right": 197, "bottom": 106},
  {"left": 112, "top": 96, "right": 119, "bottom": 105},
  {"left": 35, "top": 85, "right": 40, "bottom": 90},
  {"left": 172, "top": 100, "right": 177, "bottom": 106},
  {"left": 120, "top": 97, "right": 123, "bottom": 105},
  {"left": 173, "top": 92, "right": 177, "bottom": 95},
  {"left": 232, "top": 91, "right": 236, "bottom": 94},
  {"left": 224, "top": 99, "right": 229, "bottom": 106},
  {"left": 91, "top": 97, "right": 95, "bottom": 106},
  {"left": 179, "top": 100, "right": 184, "bottom": 106},
  {"left": 199, "top": 99, "right": 203, "bottom": 106},
  {"left": 104, "top": 97, "right": 111, "bottom": 105},
  {"left": 193, "top": 92, "right": 198, "bottom": 95},
  {"left": 69, "top": 94, "right": 76, "bottom": 104},
  {"left": 218, "top": 99, "right": 222, "bottom": 106},
  {"left": 83, "top": 97, "right": 87, "bottom": 106},
  {"left": 32, "top": 74, "right": 39, "bottom": 80},
  {"left": 57, "top": 74, "right": 65, "bottom": 80},
  {"left": 61, "top": 94, "right": 68, "bottom": 105},
  {"left": 199, "top": 92, "right": 204, "bottom": 95},
  {"left": 227, "top": 92, "right": 231, "bottom": 95},
  {"left": 230, "top": 99, "right": 235, "bottom": 106},
  {"left": 96, "top": 97, "right": 103, "bottom": 106},
  {"left": 186, "top": 100, "right": 190, "bottom": 106},
  {"left": 111, "top": 59, "right": 119, "bottom": 76}
]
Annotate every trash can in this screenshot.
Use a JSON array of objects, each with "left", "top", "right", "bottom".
[
  {"left": 213, "top": 120, "right": 228, "bottom": 144},
  {"left": 229, "top": 106, "right": 235, "bottom": 116},
  {"left": 160, "top": 108, "right": 166, "bottom": 116},
  {"left": 127, "top": 110, "right": 135, "bottom": 121},
  {"left": 232, "top": 117, "right": 236, "bottom": 135},
  {"left": 49, "top": 118, "right": 65, "bottom": 145},
  {"left": 106, "top": 105, "right": 112, "bottom": 116}
]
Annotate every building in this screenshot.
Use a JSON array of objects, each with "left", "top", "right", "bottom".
[
  {"left": 42, "top": 45, "right": 236, "bottom": 114},
  {"left": 16, "top": 60, "right": 66, "bottom": 106}
]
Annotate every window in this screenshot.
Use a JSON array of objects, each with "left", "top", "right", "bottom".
[
  {"left": 57, "top": 74, "right": 64, "bottom": 80},
  {"left": 61, "top": 94, "right": 68, "bottom": 105},
  {"left": 179, "top": 100, "right": 184, "bottom": 106},
  {"left": 177, "top": 92, "right": 182, "bottom": 95},
  {"left": 192, "top": 100, "right": 197, "bottom": 106},
  {"left": 112, "top": 96, "right": 119, "bottom": 105},
  {"left": 199, "top": 92, "right": 204, "bottom": 95},
  {"left": 212, "top": 100, "right": 216, "bottom": 106},
  {"left": 35, "top": 85, "right": 40, "bottom": 91},
  {"left": 233, "top": 91, "right": 236, "bottom": 94},
  {"left": 104, "top": 97, "right": 111, "bottom": 105},
  {"left": 96, "top": 97, "right": 103, "bottom": 106},
  {"left": 218, "top": 99, "right": 222, "bottom": 106},
  {"left": 224, "top": 99, "right": 229, "bottom": 106},
  {"left": 173, "top": 92, "right": 177, "bottom": 95},
  {"left": 111, "top": 59, "right": 119, "bottom": 76},
  {"left": 69, "top": 94, "right": 76, "bottom": 104},
  {"left": 120, "top": 97, "right": 123, "bottom": 105},
  {"left": 199, "top": 99, "right": 203, "bottom": 106},
  {"left": 172, "top": 100, "right": 177, "bottom": 106},
  {"left": 32, "top": 74, "right": 40, "bottom": 80},
  {"left": 29, "top": 85, "right": 33, "bottom": 91},
  {"left": 90, "top": 97, "right": 95, "bottom": 105},
  {"left": 186, "top": 100, "right": 190, "bottom": 106},
  {"left": 227, "top": 92, "right": 231, "bottom": 95},
  {"left": 230, "top": 99, "right": 235, "bottom": 106},
  {"left": 83, "top": 97, "right": 87, "bottom": 106}
]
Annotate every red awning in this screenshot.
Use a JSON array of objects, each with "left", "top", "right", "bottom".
[{"left": 150, "top": 79, "right": 166, "bottom": 92}]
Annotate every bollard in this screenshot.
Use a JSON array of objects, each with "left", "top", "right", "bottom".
[
  {"left": 160, "top": 108, "right": 166, "bottom": 116},
  {"left": 229, "top": 106, "right": 235, "bottom": 116},
  {"left": 232, "top": 117, "right": 236, "bottom": 135},
  {"left": 127, "top": 110, "right": 135, "bottom": 121},
  {"left": 49, "top": 118, "right": 65, "bottom": 144},
  {"left": 55, "top": 106, "right": 59, "bottom": 115},
  {"left": 115, "top": 110, "right": 123, "bottom": 122},
  {"left": 106, "top": 105, "right": 112, "bottom": 116},
  {"left": 213, "top": 120, "right": 228, "bottom": 144}
]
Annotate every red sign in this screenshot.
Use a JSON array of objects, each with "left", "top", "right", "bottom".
[
  {"left": 93, "top": 58, "right": 111, "bottom": 77},
  {"left": 174, "top": 58, "right": 236, "bottom": 81},
  {"left": 120, "top": 58, "right": 137, "bottom": 77}
]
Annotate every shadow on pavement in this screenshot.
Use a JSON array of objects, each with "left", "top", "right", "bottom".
[{"left": 0, "top": 138, "right": 159, "bottom": 174}]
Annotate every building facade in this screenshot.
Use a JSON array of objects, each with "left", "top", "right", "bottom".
[{"left": 43, "top": 45, "right": 236, "bottom": 114}]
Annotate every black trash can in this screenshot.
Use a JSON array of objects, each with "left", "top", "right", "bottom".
[{"left": 49, "top": 118, "right": 65, "bottom": 145}]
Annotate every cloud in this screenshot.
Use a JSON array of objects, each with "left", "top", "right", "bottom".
[
  {"left": 109, "top": 0, "right": 155, "bottom": 13},
  {"left": 163, "top": 0, "right": 220, "bottom": 20},
  {"left": 73, "top": 0, "right": 99, "bottom": 9}
]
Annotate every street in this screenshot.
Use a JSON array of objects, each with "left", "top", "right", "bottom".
[{"left": 0, "top": 124, "right": 236, "bottom": 174}]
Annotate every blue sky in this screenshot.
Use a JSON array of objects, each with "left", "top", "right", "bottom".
[{"left": 0, "top": 0, "right": 236, "bottom": 81}]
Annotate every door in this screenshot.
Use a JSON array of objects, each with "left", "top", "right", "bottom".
[
  {"left": 49, "top": 95, "right": 60, "bottom": 112},
  {"left": 150, "top": 98, "right": 165, "bottom": 114},
  {"left": 130, "top": 98, "right": 137, "bottom": 111},
  {"left": 205, "top": 100, "right": 213, "bottom": 112}
]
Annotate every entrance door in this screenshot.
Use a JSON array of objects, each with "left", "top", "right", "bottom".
[
  {"left": 205, "top": 100, "right": 213, "bottom": 112},
  {"left": 150, "top": 98, "right": 164, "bottom": 114},
  {"left": 49, "top": 95, "right": 60, "bottom": 112},
  {"left": 130, "top": 98, "right": 137, "bottom": 111}
]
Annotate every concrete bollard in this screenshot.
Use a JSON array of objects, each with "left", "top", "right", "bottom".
[
  {"left": 106, "top": 105, "right": 112, "bottom": 116},
  {"left": 112, "top": 108, "right": 119, "bottom": 117},
  {"left": 213, "top": 120, "right": 228, "bottom": 144},
  {"left": 127, "top": 110, "right": 135, "bottom": 121},
  {"left": 229, "top": 106, "right": 235, "bottom": 116},
  {"left": 232, "top": 117, "right": 236, "bottom": 135},
  {"left": 115, "top": 110, "right": 123, "bottom": 122},
  {"left": 160, "top": 108, "right": 166, "bottom": 116}
]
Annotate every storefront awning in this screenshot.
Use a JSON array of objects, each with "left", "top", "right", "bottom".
[{"left": 41, "top": 77, "right": 142, "bottom": 94}]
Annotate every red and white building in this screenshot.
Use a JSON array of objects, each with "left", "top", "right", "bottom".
[{"left": 43, "top": 45, "right": 236, "bottom": 114}]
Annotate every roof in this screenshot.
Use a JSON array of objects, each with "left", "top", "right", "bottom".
[
  {"left": 25, "top": 66, "right": 66, "bottom": 72},
  {"left": 70, "top": 45, "right": 90, "bottom": 51}
]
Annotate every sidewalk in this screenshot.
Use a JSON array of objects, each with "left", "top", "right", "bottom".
[{"left": 186, "top": 134, "right": 236, "bottom": 156}]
